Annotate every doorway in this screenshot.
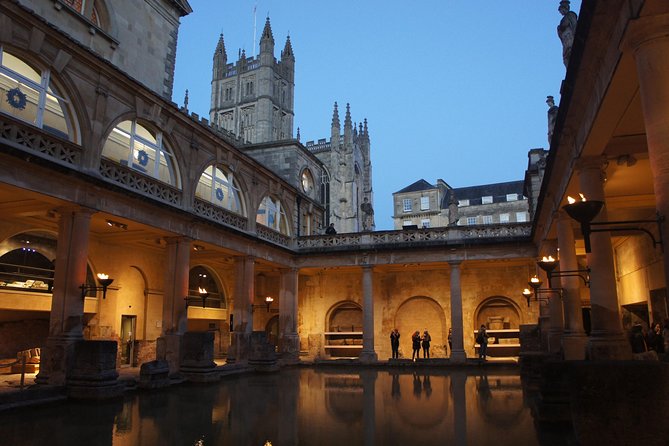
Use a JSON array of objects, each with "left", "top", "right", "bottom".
[{"left": 120, "top": 315, "right": 137, "bottom": 367}]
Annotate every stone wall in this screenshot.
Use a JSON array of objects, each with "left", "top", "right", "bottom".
[{"left": 0, "top": 318, "right": 48, "bottom": 358}]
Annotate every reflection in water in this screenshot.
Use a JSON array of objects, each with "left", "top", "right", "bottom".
[{"left": 0, "top": 368, "right": 571, "bottom": 446}]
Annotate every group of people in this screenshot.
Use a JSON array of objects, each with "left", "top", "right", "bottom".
[
  {"left": 629, "top": 319, "right": 669, "bottom": 358},
  {"left": 390, "top": 328, "right": 433, "bottom": 360}
]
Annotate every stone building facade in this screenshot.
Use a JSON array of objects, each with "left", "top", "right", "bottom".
[
  {"left": 209, "top": 18, "right": 373, "bottom": 234},
  {"left": 392, "top": 179, "right": 530, "bottom": 230}
]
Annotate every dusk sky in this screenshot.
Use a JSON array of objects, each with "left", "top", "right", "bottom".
[{"left": 173, "top": 0, "right": 582, "bottom": 230}]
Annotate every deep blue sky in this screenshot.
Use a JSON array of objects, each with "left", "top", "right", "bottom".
[{"left": 173, "top": 1, "right": 582, "bottom": 230}]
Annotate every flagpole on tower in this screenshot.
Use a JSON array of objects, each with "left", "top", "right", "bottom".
[{"left": 253, "top": 3, "right": 257, "bottom": 58}]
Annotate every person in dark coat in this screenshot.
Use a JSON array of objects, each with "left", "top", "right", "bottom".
[
  {"left": 390, "top": 328, "right": 400, "bottom": 359},
  {"left": 421, "top": 330, "right": 432, "bottom": 359},
  {"left": 411, "top": 331, "right": 421, "bottom": 361}
]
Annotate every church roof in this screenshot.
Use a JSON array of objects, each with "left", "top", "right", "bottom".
[{"left": 395, "top": 179, "right": 435, "bottom": 194}]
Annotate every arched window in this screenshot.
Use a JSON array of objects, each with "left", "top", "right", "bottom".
[
  {"left": 0, "top": 47, "right": 77, "bottom": 141},
  {"left": 62, "top": 0, "right": 102, "bottom": 26},
  {"left": 256, "top": 195, "right": 290, "bottom": 235},
  {"left": 102, "top": 120, "right": 180, "bottom": 187},
  {"left": 300, "top": 168, "right": 314, "bottom": 196},
  {"left": 195, "top": 164, "right": 245, "bottom": 215},
  {"left": 187, "top": 266, "right": 225, "bottom": 308}
]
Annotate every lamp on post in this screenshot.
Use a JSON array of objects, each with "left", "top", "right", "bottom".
[
  {"left": 563, "top": 194, "right": 664, "bottom": 253},
  {"left": 80, "top": 273, "right": 114, "bottom": 300}
]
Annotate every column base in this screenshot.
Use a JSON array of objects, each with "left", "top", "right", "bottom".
[
  {"left": 547, "top": 329, "right": 563, "bottom": 355},
  {"left": 449, "top": 349, "right": 467, "bottom": 364},
  {"left": 587, "top": 333, "right": 633, "bottom": 360},
  {"left": 35, "top": 333, "right": 83, "bottom": 386},
  {"left": 156, "top": 333, "right": 183, "bottom": 378},
  {"left": 358, "top": 350, "right": 378, "bottom": 363},
  {"left": 561, "top": 333, "right": 588, "bottom": 360},
  {"left": 280, "top": 334, "right": 301, "bottom": 363}
]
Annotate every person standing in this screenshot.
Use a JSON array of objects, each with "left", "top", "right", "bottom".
[
  {"left": 477, "top": 325, "right": 489, "bottom": 360},
  {"left": 447, "top": 328, "right": 452, "bottom": 356},
  {"left": 325, "top": 223, "right": 337, "bottom": 235},
  {"left": 390, "top": 328, "right": 400, "bottom": 359},
  {"left": 422, "top": 330, "right": 432, "bottom": 359},
  {"left": 411, "top": 331, "right": 421, "bottom": 361}
]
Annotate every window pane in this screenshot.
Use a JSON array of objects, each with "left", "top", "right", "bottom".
[
  {"left": 420, "top": 196, "right": 429, "bottom": 211},
  {"left": 403, "top": 199, "right": 412, "bottom": 212},
  {"left": 1, "top": 52, "right": 42, "bottom": 84},
  {"left": 0, "top": 76, "right": 39, "bottom": 125},
  {"left": 42, "top": 92, "right": 69, "bottom": 138}
]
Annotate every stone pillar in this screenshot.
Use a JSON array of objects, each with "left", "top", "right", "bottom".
[
  {"left": 541, "top": 239, "right": 564, "bottom": 355},
  {"left": 157, "top": 236, "right": 191, "bottom": 376},
  {"left": 449, "top": 261, "right": 467, "bottom": 363},
  {"left": 359, "top": 265, "right": 377, "bottom": 362},
  {"left": 557, "top": 210, "right": 588, "bottom": 359},
  {"left": 626, "top": 13, "right": 669, "bottom": 292},
  {"left": 227, "top": 256, "right": 255, "bottom": 363},
  {"left": 37, "top": 206, "right": 95, "bottom": 385},
  {"left": 279, "top": 268, "right": 300, "bottom": 362},
  {"left": 577, "top": 158, "right": 631, "bottom": 359}
]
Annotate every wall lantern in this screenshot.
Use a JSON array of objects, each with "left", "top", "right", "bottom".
[
  {"left": 563, "top": 194, "right": 664, "bottom": 253},
  {"left": 185, "top": 287, "right": 210, "bottom": 308},
  {"left": 80, "top": 273, "right": 114, "bottom": 300},
  {"left": 536, "top": 256, "right": 590, "bottom": 288},
  {"left": 523, "top": 275, "right": 562, "bottom": 307},
  {"left": 253, "top": 296, "right": 274, "bottom": 312}
]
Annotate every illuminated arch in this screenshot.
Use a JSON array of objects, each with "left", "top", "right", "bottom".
[
  {"left": 256, "top": 195, "right": 291, "bottom": 235},
  {"left": 101, "top": 119, "right": 181, "bottom": 188},
  {"left": 195, "top": 164, "right": 246, "bottom": 216},
  {"left": 0, "top": 47, "right": 79, "bottom": 142}
]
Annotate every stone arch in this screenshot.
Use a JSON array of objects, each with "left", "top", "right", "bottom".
[
  {"left": 188, "top": 264, "right": 227, "bottom": 309},
  {"left": 265, "top": 315, "right": 279, "bottom": 348},
  {"left": 193, "top": 161, "right": 248, "bottom": 217},
  {"left": 325, "top": 300, "right": 362, "bottom": 332},
  {"left": 473, "top": 296, "right": 522, "bottom": 329},
  {"left": 395, "top": 296, "right": 447, "bottom": 358}
]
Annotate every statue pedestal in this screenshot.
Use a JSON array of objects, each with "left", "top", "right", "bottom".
[
  {"left": 180, "top": 331, "right": 218, "bottom": 383},
  {"left": 139, "top": 360, "right": 170, "bottom": 389},
  {"left": 67, "top": 340, "right": 123, "bottom": 400},
  {"left": 248, "top": 331, "right": 278, "bottom": 372}
]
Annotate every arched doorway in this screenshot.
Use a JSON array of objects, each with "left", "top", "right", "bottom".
[
  {"left": 395, "top": 296, "right": 447, "bottom": 358},
  {"left": 265, "top": 315, "right": 279, "bottom": 349},
  {"left": 324, "top": 301, "right": 363, "bottom": 358},
  {"left": 474, "top": 296, "right": 522, "bottom": 358}
]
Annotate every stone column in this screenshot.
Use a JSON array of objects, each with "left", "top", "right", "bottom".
[
  {"left": 578, "top": 158, "right": 631, "bottom": 359},
  {"left": 279, "top": 268, "right": 300, "bottom": 362},
  {"left": 542, "top": 239, "right": 564, "bottom": 355},
  {"left": 626, "top": 13, "right": 669, "bottom": 292},
  {"left": 359, "top": 265, "right": 377, "bottom": 362},
  {"left": 557, "top": 210, "right": 588, "bottom": 359},
  {"left": 449, "top": 261, "right": 467, "bottom": 363},
  {"left": 157, "top": 236, "right": 191, "bottom": 376},
  {"left": 227, "top": 256, "right": 255, "bottom": 363},
  {"left": 37, "top": 206, "right": 95, "bottom": 385}
]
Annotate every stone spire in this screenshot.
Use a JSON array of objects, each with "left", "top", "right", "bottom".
[
  {"left": 363, "top": 118, "right": 369, "bottom": 139},
  {"left": 297, "top": 127, "right": 300, "bottom": 142},
  {"left": 281, "top": 35, "right": 294, "bottom": 61},
  {"left": 260, "top": 17, "right": 274, "bottom": 50},
  {"left": 331, "top": 102, "right": 340, "bottom": 131},
  {"left": 344, "top": 103, "right": 353, "bottom": 145},
  {"left": 183, "top": 89, "right": 189, "bottom": 111},
  {"left": 212, "top": 34, "right": 227, "bottom": 80}
]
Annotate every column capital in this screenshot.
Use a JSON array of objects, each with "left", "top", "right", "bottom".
[
  {"left": 622, "top": 13, "right": 669, "bottom": 54},
  {"left": 574, "top": 155, "right": 608, "bottom": 173}
]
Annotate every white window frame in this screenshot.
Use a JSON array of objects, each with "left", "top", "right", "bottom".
[
  {"left": 420, "top": 196, "right": 429, "bottom": 211},
  {"left": 500, "top": 213, "right": 510, "bottom": 224},
  {"left": 482, "top": 215, "right": 493, "bottom": 225},
  {"left": 506, "top": 193, "right": 519, "bottom": 201},
  {"left": 421, "top": 219, "right": 430, "bottom": 228},
  {"left": 482, "top": 196, "right": 493, "bottom": 204},
  {"left": 516, "top": 212, "right": 528, "bottom": 222},
  {"left": 403, "top": 199, "right": 412, "bottom": 213},
  {"left": 467, "top": 216, "right": 477, "bottom": 225},
  {"left": 458, "top": 199, "right": 469, "bottom": 207}
]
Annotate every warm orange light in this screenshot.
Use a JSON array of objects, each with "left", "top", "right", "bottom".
[
  {"left": 97, "top": 273, "right": 109, "bottom": 280},
  {"left": 541, "top": 255, "right": 556, "bottom": 262},
  {"left": 198, "top": 287, "right": 207, "bottom": 294},
  {"left": 265, "top": 296, "right": 274, "bottom": 303},
  {"left": 530, "top": 276, "right": 540, "bottom": 283},
  {"left": 523, "top": 288, "right": 532, "bottom": 295}
]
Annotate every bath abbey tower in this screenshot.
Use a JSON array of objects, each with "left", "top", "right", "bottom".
[{"left": 209, "top": 18, "right": 374, "bottom": 233}]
